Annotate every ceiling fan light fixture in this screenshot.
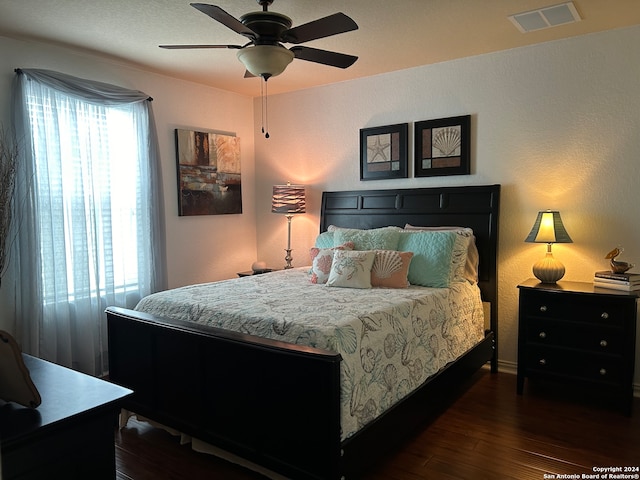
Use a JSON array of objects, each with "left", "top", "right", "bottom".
[{"left": 237, "top": 45, "right": 294, "bottom": 78}]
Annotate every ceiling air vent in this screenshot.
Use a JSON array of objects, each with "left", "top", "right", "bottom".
[{"left": 509, "top": 1, "right": 582, "bottom": 33}]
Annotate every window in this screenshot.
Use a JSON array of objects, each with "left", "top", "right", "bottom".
[{"left": 12, "top": 69, "right": 166, "bottom": 375}]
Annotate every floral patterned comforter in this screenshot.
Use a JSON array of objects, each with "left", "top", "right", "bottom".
[{"left": 135, "top": 267, "right": 485, "bottom": 440}]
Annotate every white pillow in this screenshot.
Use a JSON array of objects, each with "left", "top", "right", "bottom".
[
  {"left": 309, "top": 242, "right": 354, "bottom": 284},
  {"left": 326, "top": 250, "right": 376, "bottom": 289}
]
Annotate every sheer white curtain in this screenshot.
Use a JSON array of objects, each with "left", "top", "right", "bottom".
[{"left": 11, "top": 69, "right": 166, "bottom": 376}]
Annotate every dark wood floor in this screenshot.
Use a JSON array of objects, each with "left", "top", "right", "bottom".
[{"left": 115, "top": 370, "right": 640, "bottom": 479}]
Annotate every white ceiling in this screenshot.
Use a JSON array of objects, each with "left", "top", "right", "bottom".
[{"left": 2, "top": 0, "right": 639, "bottom": 97}]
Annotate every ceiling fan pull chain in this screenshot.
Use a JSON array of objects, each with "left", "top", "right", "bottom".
[
  {"left": 264, "top": 78, "right": 269, "bottom": 138},
  {"left": 260, "top": 76, "right": 270, "bottom": 138},
  {"left": 261, "top": 77, "right": 265, "bottom": 135}
]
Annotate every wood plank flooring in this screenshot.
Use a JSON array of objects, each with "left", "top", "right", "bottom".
[{"left": 115, "top": 370, "right": 640, "bottom": 479}]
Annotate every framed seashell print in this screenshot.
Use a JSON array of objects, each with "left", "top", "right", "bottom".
[
  {"left": 360, "top": 123, "right": 408, "bottom": 180},
  {"left": 414, "top": 115, "right": 470, "bottom": 177}
]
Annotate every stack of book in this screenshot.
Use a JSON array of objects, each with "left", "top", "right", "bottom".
[{"left": 593, "top": 271, "right": 640, "bottom": 291}]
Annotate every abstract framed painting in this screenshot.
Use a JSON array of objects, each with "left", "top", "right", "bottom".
[
  {"left": 175, "top": 128, "right": 242, "bottom": 216},
  {"left": 414, "top": 115, "right": 470, "bottom": 177},
  {"left": 359, "top": 123, "right": 408, "bottom": 180}
]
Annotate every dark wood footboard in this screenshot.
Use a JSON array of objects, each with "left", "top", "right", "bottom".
[
  {"left": 107, "top": 307, "right": 343, "bottom": 480},
  {"left": 107, "top": 307, "right": 495, "bottom": 480}
]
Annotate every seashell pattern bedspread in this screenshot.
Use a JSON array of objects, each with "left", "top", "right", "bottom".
[{"left": 135, "top": 267, "right": 485, "bottom": 440}]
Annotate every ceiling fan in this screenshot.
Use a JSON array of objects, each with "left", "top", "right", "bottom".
[{"left": 160, "top": 1, "right": 359, "bottom": 80}]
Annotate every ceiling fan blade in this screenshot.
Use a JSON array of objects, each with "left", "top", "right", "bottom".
[
  {"left": 159, "top": 44, "right": 243, "bottom": 49},
  {"left": 190, "top": 3, "right": 257, "bottom": 40},
  {"left": 281, "top": 12, "right": 358, "bottom": 44},
  {"left": 290, "top": 46, "right": 357, "bottom": 69}
]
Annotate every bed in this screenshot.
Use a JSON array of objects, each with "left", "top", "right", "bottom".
[{"left": 106, "top": 184, "right": 500, "bottom": 480}]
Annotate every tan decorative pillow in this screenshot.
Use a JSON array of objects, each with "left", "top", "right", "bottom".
[
  {"left": 309, "top": 242, "right": 355, "bottom": 284},
  {"left": 371, "top": 250, "right": 414, "bottom": 288}
]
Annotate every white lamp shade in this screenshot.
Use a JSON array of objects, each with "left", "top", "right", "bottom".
[{"left": 237, "top": 45, "right": 294, "bottom": 79}]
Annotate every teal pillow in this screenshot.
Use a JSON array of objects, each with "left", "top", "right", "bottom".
[
  {"left": 333, "top": 226, "right": 401, "bottom": 251},
  {"left": 398, "top": 231, "right": 458, "bottom": 287},
  {"left": 314, "top": 231, "right": 334, "bottom": 249}
]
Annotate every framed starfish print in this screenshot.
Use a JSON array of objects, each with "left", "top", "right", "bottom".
[{"left": 360, "top": 123, "right": 408, "bottom": 180}]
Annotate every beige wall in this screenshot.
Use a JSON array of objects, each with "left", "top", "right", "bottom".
[{"left": 253, "top": 25, "right": 640, "bottom": 378}]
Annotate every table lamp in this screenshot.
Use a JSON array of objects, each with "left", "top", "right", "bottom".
[
  {"left": 525, "top": 210, "right": 572, "bottom": 283},
  {"left": 272, "top": 183, "right": 306, "bottom": 269}
]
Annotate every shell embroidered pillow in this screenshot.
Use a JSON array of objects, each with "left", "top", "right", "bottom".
[
  {"left": 371, "top": 250, "right": 414, "bottom": 288},
  {"left": 326, "top": 250, "right": 376, "bottom": 289},
  {"left": 309, "top": 242, "right": 355, "bottom": 284}
]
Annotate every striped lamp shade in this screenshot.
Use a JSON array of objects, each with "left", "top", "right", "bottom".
[{"left": 271, "top": 184, "right": 306, "bottom": 214}]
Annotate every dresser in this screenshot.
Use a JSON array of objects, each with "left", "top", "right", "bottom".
[
  {"left": 0, "top": 355, "right": 132, "bottom": 479},
  {"left": 517, "top": 279, "right": 638, "bottom": 415}
]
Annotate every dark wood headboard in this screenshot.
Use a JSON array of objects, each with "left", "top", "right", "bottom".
[{"left": 320, "top": 184, "right": 501, "bottom": 340}]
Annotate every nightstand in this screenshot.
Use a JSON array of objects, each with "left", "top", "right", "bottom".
[
  {"left": 237, "top": 269, "right": 276, "bottom": 277},
  {"left": 517, "top": 278, "right": 638, "bottom": 415}
]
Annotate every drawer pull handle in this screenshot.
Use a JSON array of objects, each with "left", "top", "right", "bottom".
[
  {"left": 539, "top": 305, "right": 547, "bottom": 313},
  {"left": 539, "top": 359, "right": 547, "bottom": 366},
  {"left": 599, "top": 368, "right": 607, "bottom": 376},
  {"left": 600, "top": 340, "right": 608, "bottom": 348},
  {"left": 539, "top": 332, "right": 547, "bottom": 339},
  {"left": 601, "top": 312, "right": 609, "bottom": 320}
]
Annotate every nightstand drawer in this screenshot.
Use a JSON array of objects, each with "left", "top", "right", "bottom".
[
  {"left": 524, "top": 319, "right": 625, "bottom": 354},
  {"left": 521, "top": 291, "right": 627, "bottom": 326},
  {"left": 525, "top": 347, "right": 624, "bottom": 386}
]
